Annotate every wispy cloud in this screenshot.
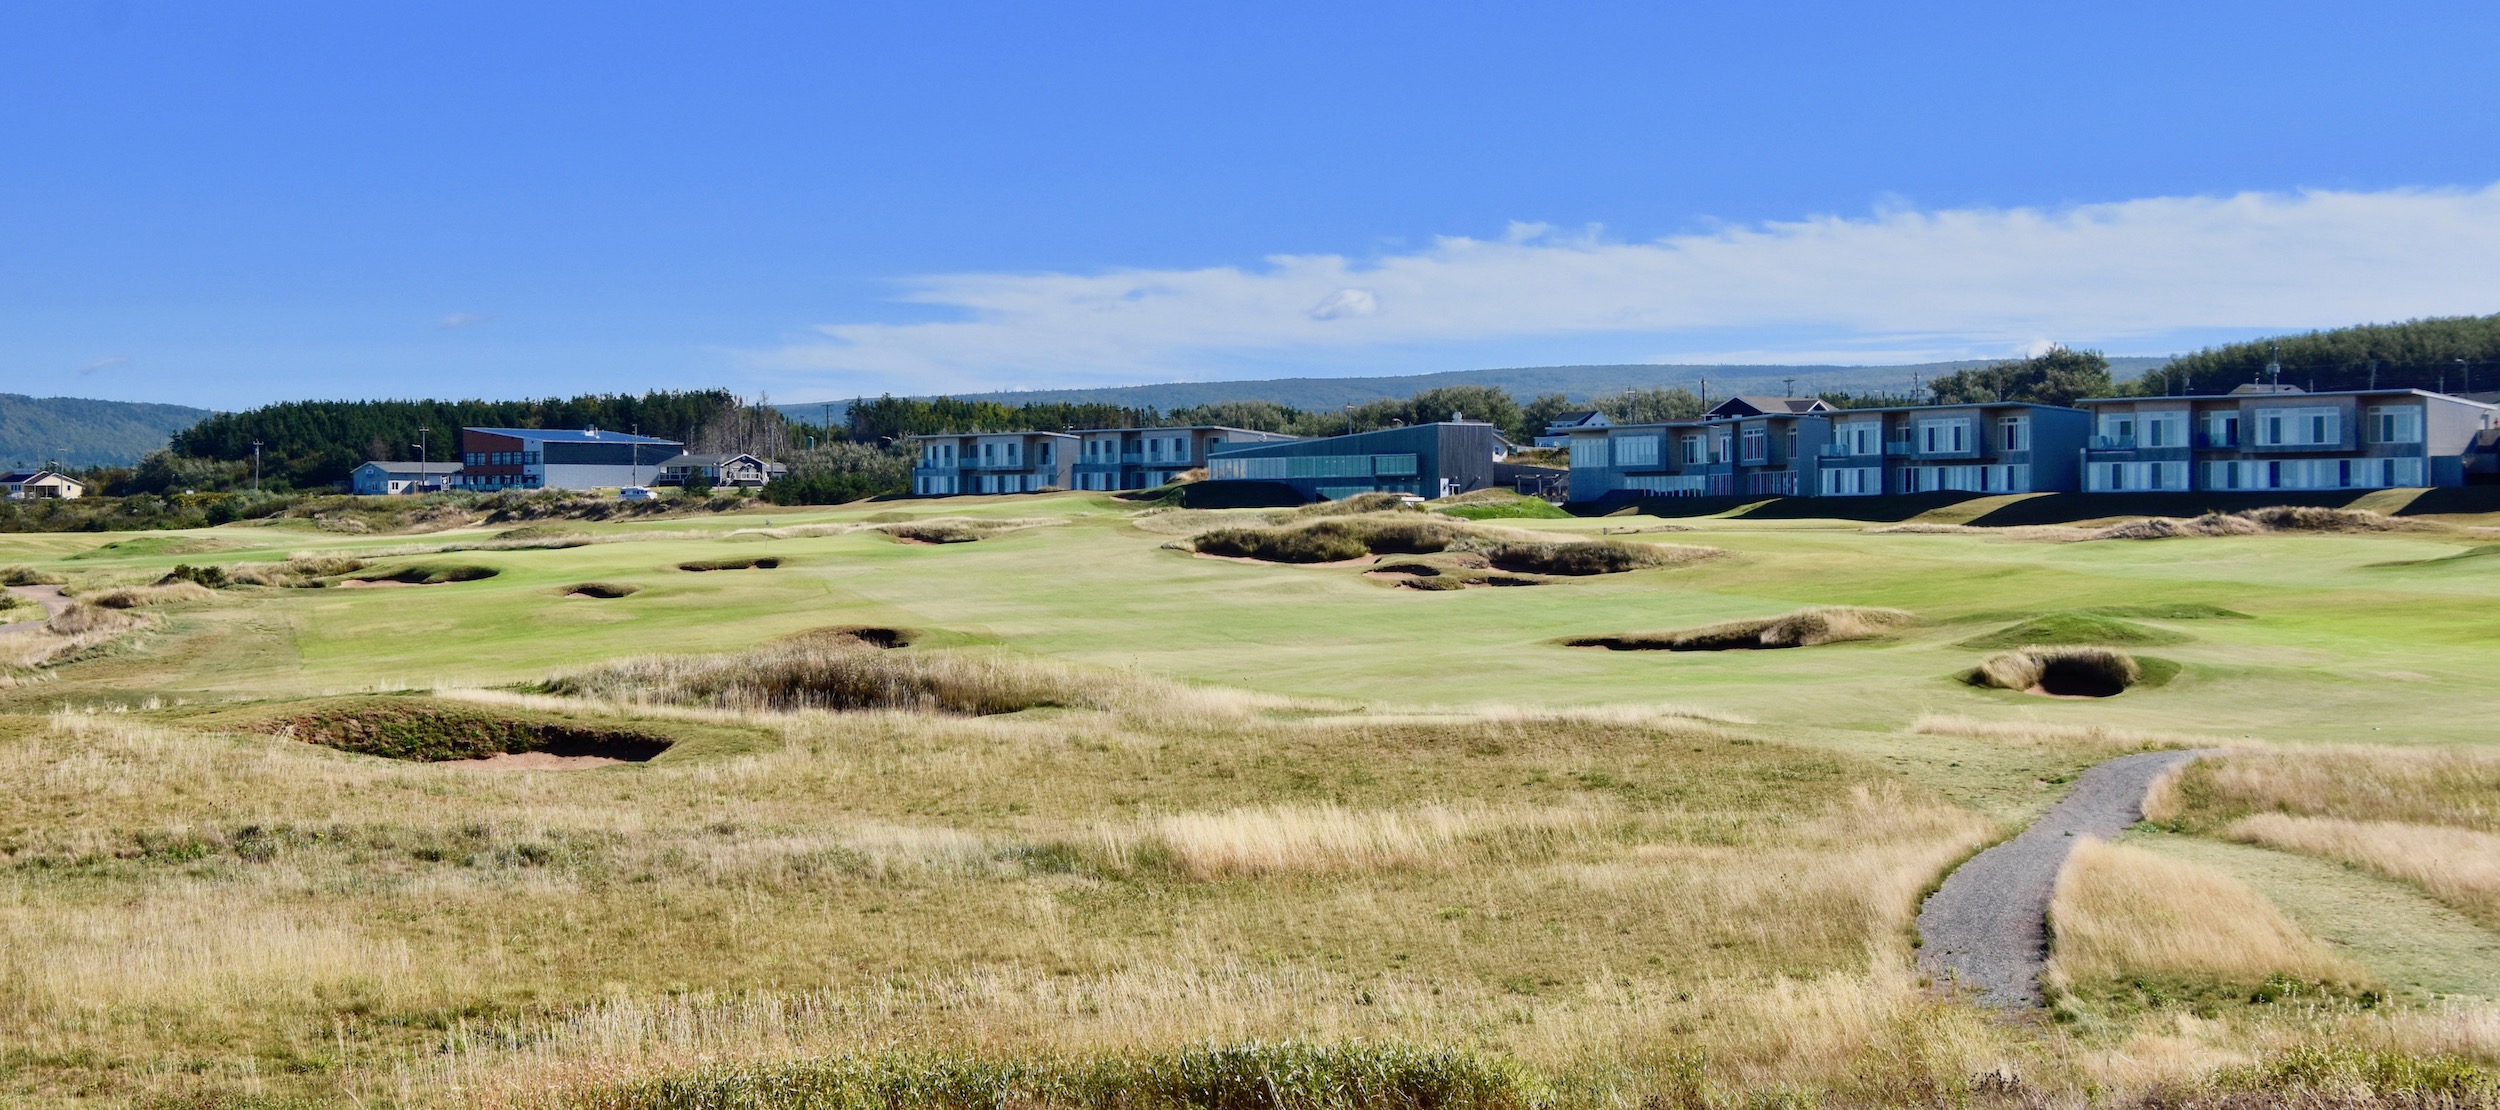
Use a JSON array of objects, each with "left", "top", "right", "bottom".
[
  {"left": 752, "top": 183, "right": 2500, "bottom": 393},
  {"left": 76, "top": 355, "right": 130, "bottom": 376},
  {"left": 434, "top": 311, "right": 496, "bottom": 330}
]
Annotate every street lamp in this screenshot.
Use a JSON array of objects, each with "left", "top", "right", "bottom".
[{"left": 251, "top": 440, "right": 262, "bottom": 492}]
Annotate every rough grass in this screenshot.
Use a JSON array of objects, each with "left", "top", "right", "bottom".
[
  {"left": 540, "top": 641, "right": 1197, "bottom": 716},
  {"left": 2047, "top": 838, "right": 2368, "bottom": 996},
  {"left": 80, "top": 580, "right": 216, "bottom": 610},
  {"left": 254, "top": 698, "right": 677, "bottom": 762},
  {"left": 1970, "top": 646, "right": 2141, "bottom": 696},
  {"left": 1959, "top": 612, "right": 2192, "bottom": 650},
  {"left": 2225, "top": 814, "right": 2500, "bottom": 926},
  {"left": 877, "top": 517, "right": 1050, "bottom": 544},
  {"left": 1568, "top": 606, "right": 1915, "bottom": 651},
  {"left": 1434, "top": 490, "right": 1572, "bottom": 520},
  {"left": 347, "top": 562, "right": 502, "bottom": 584},
  {"left": 2147, "top": 747, "right": 2500, "bottom": 834},
  {"left": 526, "top": 1042, "right": 1547, "bottom": 1110},
  {"left": 678, "top": 556, "right": 783, "bottom": 571}
]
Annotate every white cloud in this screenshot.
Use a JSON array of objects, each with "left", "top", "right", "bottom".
[
  {"left": 76, "top": 355, "right": 130, "bottom": 376},
  {"left": 751, "top": 183, "right": 2500, "bottom": 393},
  {"left": 434, "top": 311, "right": 496, "bottom": 330}
]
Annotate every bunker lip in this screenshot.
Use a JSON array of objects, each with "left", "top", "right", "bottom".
[
  {"left": 262, "top": 703, "right": 675, "bottom": 763},
  {"left": 678, "top": 557, "right": 782, "bottom": 572},
  {"left": 446, "top": 751, "right": 628, "bottom": 770},
  {"left": 1192, "top": 551, "right": 1380, "bottom": 569},
  {"left": 340, "top": 564, "right": 502, "bottom": 587},
  {"left": 781, "top": 624, "right": 913, "bottom": 650},
  {"left": 560, "top": 582, "right": 642, "bottom": 599}
]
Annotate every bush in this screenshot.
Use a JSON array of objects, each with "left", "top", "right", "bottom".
[
  {"left": 84, "top": 581, "right": 216, "bottom": 609},
  {"left": 159, "top": 563, "right": 230, "bottom": 589},
  {"left": 0, "top": 565, "right": 65, "bottom": 586}
]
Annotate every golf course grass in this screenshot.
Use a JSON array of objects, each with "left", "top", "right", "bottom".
[{"left": 1, "top": 489, "right": 2495, "bottom": 1108}]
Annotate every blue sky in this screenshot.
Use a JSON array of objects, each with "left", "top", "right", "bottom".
[{"left": 4, "top": 2, "right": 2498, "bottom": 408}]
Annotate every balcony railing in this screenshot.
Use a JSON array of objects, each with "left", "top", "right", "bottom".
[
  {"left": 2090, "top": 435, "right": 2136, "bottom": 450},
  {"left": 2195, "top": 433, "right": 2240, "bottom": 449},
  {"left": 1882, "top": 441, "right": 1915, "bottom": 456},
  {"left": 1818, "top": 443, "right": 1874, "bottom": 458}
]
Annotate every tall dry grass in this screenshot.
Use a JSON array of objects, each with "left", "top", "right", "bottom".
[
  {"left": 2148, "top": 745, "right": 2500, "bottom": 833},
  {"left": 1573, "top": 606, "right": 1913, "bottom": 651},
  {"left": 541, "top": 640, "right": 1261, "bottom": 719},
  {"left": 2046, "top": 839, "right": 2365, "bottom": 991},
  {"left": 1910, "top": 714, "right": 2209, "bottom": 755},
  {"left": 2227, "top": 814, "right": 2500, "bottom": 924}
]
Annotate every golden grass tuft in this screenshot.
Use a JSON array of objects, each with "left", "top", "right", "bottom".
[
  {"left": 542, "top": 640, "right": 1260, "bottom": 720},
  {"left": 1088, "top": 800, "right": 1614, "bottom": 880},
  {"left": 2226, "top": 813, "right": 2500, "bottom": 925},
  {"left": 2046, "top": 838, "right": 2366, "bottom": 991},
  {"left": 79, "top": 580, "right": 216, "bottom": 609},
  {"left": 1910, "top": 714, "right": 2209, "bottom": 754},
  {"left": 2147, "top": 745, "right": 2500, "bottom": 833}
]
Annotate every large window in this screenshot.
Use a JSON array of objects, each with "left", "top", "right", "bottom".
[
  {"left": 1682, "top": 434, "right": 1707, "bottom": 464},
  {"left": 2139, "top": 411, "right": 2188, "bottom": 448},
  {"left": 2096, "top": 413, "right": 2136, "bottom": 447},
  {"left": 1999, "top": 417, "right": 2029, "bottom": 452},
  {"left": 2369, "top": 406, "right": 2424, "bottom": 444},
  {"left": 1918, "top": 418, "right": 1971, "bottom": 454},
  {"left": 1612, "top": 435, "right": 1660, "bottom": 467},
  {"left": 2255, "top": 407, "right": 2340, "bottom": 447},
  {"left": 1840, "top": 421, "right": 1881, "bottom": 455},
  {"left": 1741, "top": 427, "right": 1767, "bottom": 461},
  {"left": 2203, "top": 412, "right": 2240, "bottom": 448},
  {"left": 1569, "top": 438, "right": 1608, "bottom": 468},
  {"left": 1819, "top": 466, "right": 1880, "bottom": 496},
  {"left": 1209, "top": 454, "right": 1416, "bottom": 480},
  {"left": 1621, "top": 475, "right": 1709, "bottom": 495},
  {"left": 2086, "top": 461, "right": 2189, "bottom": 491}
]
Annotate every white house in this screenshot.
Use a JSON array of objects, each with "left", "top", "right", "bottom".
[{"left": 0, "top": 470, "right": 85, "bottom": 499}]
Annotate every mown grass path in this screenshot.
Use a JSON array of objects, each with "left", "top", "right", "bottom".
[{"left": 1917, "top": 748, "right": 2218, "bottom": 1006}]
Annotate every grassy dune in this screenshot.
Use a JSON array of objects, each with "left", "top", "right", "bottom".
[{"left": 0, "top": 491, "right": 2495, "bottom": 1106}]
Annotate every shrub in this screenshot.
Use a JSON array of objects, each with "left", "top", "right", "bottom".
[
  {"left": 1971, "top": 646, "right": 2140, "bottom": 697},
  {"left": 159, "top": 563, "right": 229, "bottom": 589}
]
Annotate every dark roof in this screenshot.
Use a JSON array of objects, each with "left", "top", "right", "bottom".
[
  {"left": 1548, "top": 410, "right": 1605, "bottom": 425},
  {"left": 1706, "top": 396, "right": 1832, "bottom": 418},
  {"left": 2073, "top": 388, "right": 2496, "bottom": 407},
  {"left": 464, "top": 427, "right": 681, "bottom": 445},
  {"left": 0, "top": 470, "right": 74, "bottom": 484},
  {"left": 355, "top": 461, "right": 463, "bottom": 475}
]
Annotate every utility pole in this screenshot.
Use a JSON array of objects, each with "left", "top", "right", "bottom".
[
  {"left": 2368, "top": 359, "right": 2378, "bottom": 390},
  {"left": 413, "top": 427, "right": 429, "bottom": 491},
  {"left": 2459, "top": 358, "right": 2472, "bottom": 395},
  {"left": 251, "top": 440, "right": 262, "bottom": 492}
]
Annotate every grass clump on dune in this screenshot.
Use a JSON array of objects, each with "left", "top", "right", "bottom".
[
  {"left": 2089, "top": 506, "right": 2427, "bottom": 541},
  {"left": 1433, "top": 489, "right": 1571, "bottom": 520},
  {"left": 0, "top": 564, "right": 66, "bottom": 586},
  {"left": 1195, "top": 517, "right": 1467, "bottom": 563},
  {"left": 542, "top": 640, "right": 1162, "bottom": 716},
  {"left": 878, "top": 517, "right": 1027, "bottom": 544},
  {"left": 1970, "top": 646, "right": 2141, "bottom": 697},
  {"left": 79, "top": 580, "right": 216, "bottom": 609},
  {"left": 550, "top": 1041, "right": 1547, "bottom": 1110},
  {"left": 346, "top": 562, "right": 500, "bottom": 585},
  {"left": 1569, "top": 606, "right": 1914, "bottom": 651},
  {"left": 1484, "top": 538, "right": 1715, "bottom": 576},
  {"left": 253, "top": 698, "right": 675, "bottom": 762},
  {"left": 1958, "top": 612, "right": 2190, "bottom": 650}
]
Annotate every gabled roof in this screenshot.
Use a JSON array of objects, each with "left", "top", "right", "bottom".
[
  {"left": 1706, "top": 396, "right": 1833, "bottom": 418},
  {"left": 464, "top": 427, "right": 681, "bottom": 445},
  {"left": 0, "top": 470, "right": 77, "bottom": 485},
  {"left": 1544, "top": 411, "right": 1609, "bottom": 428}
]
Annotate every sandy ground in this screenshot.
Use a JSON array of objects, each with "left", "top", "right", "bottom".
[
  {"left": 1915, "top": 748, "right": 2219, "bottom": 1007},
  {"left": 444, "top": 751, "right": 626, "bottom": 770},
  {"left": 0, "top": 585, "right": 69, "bottom": 636}
]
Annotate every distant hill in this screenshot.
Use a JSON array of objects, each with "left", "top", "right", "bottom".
[
  {"left": 0, "top": 394, "right": 212, "bottom": 469},
  {"left": 786, "top": 357, "right": 2170, "bottom": 423}
]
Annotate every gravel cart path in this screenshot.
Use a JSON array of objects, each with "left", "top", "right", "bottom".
[{"left": 1916, "top": 747, "right": 2218, "bottom": 1007}]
